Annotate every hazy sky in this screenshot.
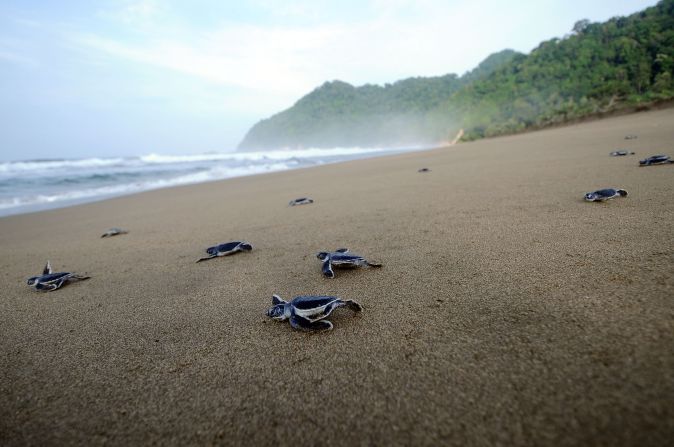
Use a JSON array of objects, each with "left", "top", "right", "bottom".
[{"left": 0, "top": 0, "right": 658, "bottom": 161}]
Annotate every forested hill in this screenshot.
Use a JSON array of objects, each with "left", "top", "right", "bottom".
[{"left": 238, "top": 0, "right": 674, "bottom": 150}]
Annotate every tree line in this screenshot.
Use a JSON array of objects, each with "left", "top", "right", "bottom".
[{"left": 238, "top": 0, "right": 674, "bottom": 150}]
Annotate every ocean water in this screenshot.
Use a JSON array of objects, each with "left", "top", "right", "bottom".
[{"left": 0, "top": 146, "right": 422, "bottom": 217}]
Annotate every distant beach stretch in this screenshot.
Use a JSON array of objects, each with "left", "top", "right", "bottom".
[{"left": 1, "top": 108, "right": 673, "bottom": 445}]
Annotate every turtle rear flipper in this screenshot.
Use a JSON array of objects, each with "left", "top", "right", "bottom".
[
  {"left": 343, "top": 300, "right": 363, "bottom": 313},
  {"left": 365, "top": 261, "right": 382, "bottom": 268},
  {"left": 322, "top": 260, "right": 335, "bottom": 278},
  {"left": 290, "top": 315, "right": 333, "bottom": 331},
  {"left": 36, "top": 278, "right": 65, "bottom": 291}
]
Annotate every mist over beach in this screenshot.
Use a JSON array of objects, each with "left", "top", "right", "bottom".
[{"left": 1, "top": 1, "right": 673, "bottom": 446}]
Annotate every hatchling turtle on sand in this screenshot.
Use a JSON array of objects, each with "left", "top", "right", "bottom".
[
  {"left": 196, "top": 241, "right": 252, "bottom": 263},
  {"left": 639, "top": 155, "right": 673, "bottom": 166},
  {"left": 317, "top": 248, "right": 382, "bottom": 278},
  {"left": 584, "top": 188, "right": 628, "bottom": 202},
  {"left": 101, "top": 227, "right": 128, "bottom": 238},
  {"left": 289, "top": 197, "right": 314, "bottom": 206},
  {"left": 418, "top": 168, "right": 431, "bottom": 173},
  {"left": 26, "top": 261, "right": 90, "bottom": 292},
  {"left": 624, "top": 135, "right": 638, "bottom": 140},
  {"left": 610, "top": 150, "right": 635, "bottom": 157},
  {"left": 266, "top": 294, "right": 362, "bottom": 331}
]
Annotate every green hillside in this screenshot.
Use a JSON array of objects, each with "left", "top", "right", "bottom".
[{"left": 238, "top": 0, "right": 674, "bottom": 150}]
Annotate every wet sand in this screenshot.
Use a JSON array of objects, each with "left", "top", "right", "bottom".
[{"left": 1, "top": 108, "right": 673, "bottom": 446}]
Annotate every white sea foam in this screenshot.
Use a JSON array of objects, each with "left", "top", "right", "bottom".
[
  {"left": 0, "top": 161, "right": 294, "bottom": 213},
  {"left": 0, "top": 145, "right": 423, "bottom": 216},
  {"left": 138, "top": 146, "right": 405, "bottom": 164},
  {"left": 0, "top": 157, "right": 130, "bottom": 175}
]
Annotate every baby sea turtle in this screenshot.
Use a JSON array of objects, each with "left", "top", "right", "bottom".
[
  {"left": 624, "top": 135, "right": 638, "bottom": 140},
  {"left": 266, "top": 294, "right": 362, "bottom": 331},
  {"left": 26, "top": 261, "right": 90, "bottom": 292},
  {"left": 639, "top": 155, "right": 673, "bottom": 166},
  {"left": 101, "top": 227, "right": 128, "bottom": 238},
  {"left": 418, "top": 168, "right": 431, "bottom": 173},
  {"left": 289, "top": 197, "right": 314, "bottom": 206},
  {"left": 610, "top": 150, "right": 635, "bottom": 156},
  {"left": 196, "top": 241, "right": 252, "bottom": 263},
  {"left": 584, "top": 188, "right": 628, "bottom": 202},
  {"left": 317, "top": 248, "right": 382, "bottom": 278}
]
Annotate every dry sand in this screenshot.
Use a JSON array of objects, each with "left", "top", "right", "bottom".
[{"left": 1, "top": 108, "right": 673, "bottom": 446}]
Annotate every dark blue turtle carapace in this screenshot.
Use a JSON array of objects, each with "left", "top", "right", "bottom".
[
  {"left": 584, "top": 188, "right": 628, "bottom": 202},
  {"left": 609, "top": 150, "right": 635, "bottom": 156},
  {"left": 639, "top": 155, "right": 673, "bottom": 166},
  {"left": 196, "top": 241, "right": 252, "bottom": 262},
  {"left": 316, "top": 248, "right": 382, "bottom": 278},
  {"left": 266, "top": 294, "right": 362, "bottom": 331},
  {"left": 289, "top": 197, "right": 314, "bottom": 206},
  {"left": 26, "top": 261, "right": 90, "bottom": 292},
  {"left": 101, "top": 227, "right": 128, "bottom": 238}
]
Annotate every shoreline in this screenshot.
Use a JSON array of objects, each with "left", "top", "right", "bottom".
[
  {"left": 0, "top": 145, "right": 431, "bottom": 219},
  {"left": 2, "top": 108, "right": 673, "bottom": 445},
  {"left": 5, "top": 103, "right": 673, "bottom": 221}
]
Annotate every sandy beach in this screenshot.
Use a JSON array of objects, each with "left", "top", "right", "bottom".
[{"left": 1, "top": 108, "right": 673, "bottom": 446}]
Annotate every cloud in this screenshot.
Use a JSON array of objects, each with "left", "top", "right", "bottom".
[
  {"left": 75, "top": 0, "right": 534, "bottom": 102},
  {"left": 75, "top": 25, "right": 334, "bottom": 96},
  {"left": 0, "top": 49, "right": 39, "bottom": 66},
  {"left": 98, "top": 0, "right": 161, "bottom": 25}
]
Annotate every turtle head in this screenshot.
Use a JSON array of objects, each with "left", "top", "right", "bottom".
[
  {"left": 316, "top": 252, "right": 329, "bottom": 261},
  {"left": 266, "top": 304, "right": 287, "bottom": 320},
  {"left": 267, "top": 294, "right": 289, "bottom": 320},
  {"left": 584, "top": 193, "right": 596, "bottom": 202},
  {"left": 206, "top": 246, "right": 219, "bottom": 256},
  {"left": 26, "top": 276, "right": 39, "bottom": 286}
]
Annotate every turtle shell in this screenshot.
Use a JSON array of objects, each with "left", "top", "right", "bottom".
[{"left": 290, "top": 296, "right": 340, "bottom": 310}]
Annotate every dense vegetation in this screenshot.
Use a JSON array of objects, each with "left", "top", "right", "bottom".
[{"left": 238, "top": 0, "right": 674, "bottom": 150}]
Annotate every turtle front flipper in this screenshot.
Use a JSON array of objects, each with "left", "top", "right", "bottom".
[
  {"left": 36, "top": 277, "right": 66, "bottom": 291},
  {"left": 43, "top": 261, "right": 52, "bottom": 275},
  {"left": 322, "top": 260, "right": 335, "bottom": 278},
  {"left": 272, "top": 294, "right": 287, "bottom": 305},
  {"left": 335, "top": 248, "right": 349, "bottom": 253},
  {"left": 195, "top": 255, "right": 216, "bottom": 263},
  {"left": 71, "top": 274, "right": 91, "bottom": 281},
  {"left": 290, "top": 315, "right": 333, "bottom": 331}
]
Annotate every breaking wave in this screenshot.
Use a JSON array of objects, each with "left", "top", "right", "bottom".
[{"left": 0, "top": 145, "right": 422, "bottom": 216}]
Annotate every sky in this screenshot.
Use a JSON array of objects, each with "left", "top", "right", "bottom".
[{"left": 0, "top": 0, "right": 659, "bottom": 161}]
